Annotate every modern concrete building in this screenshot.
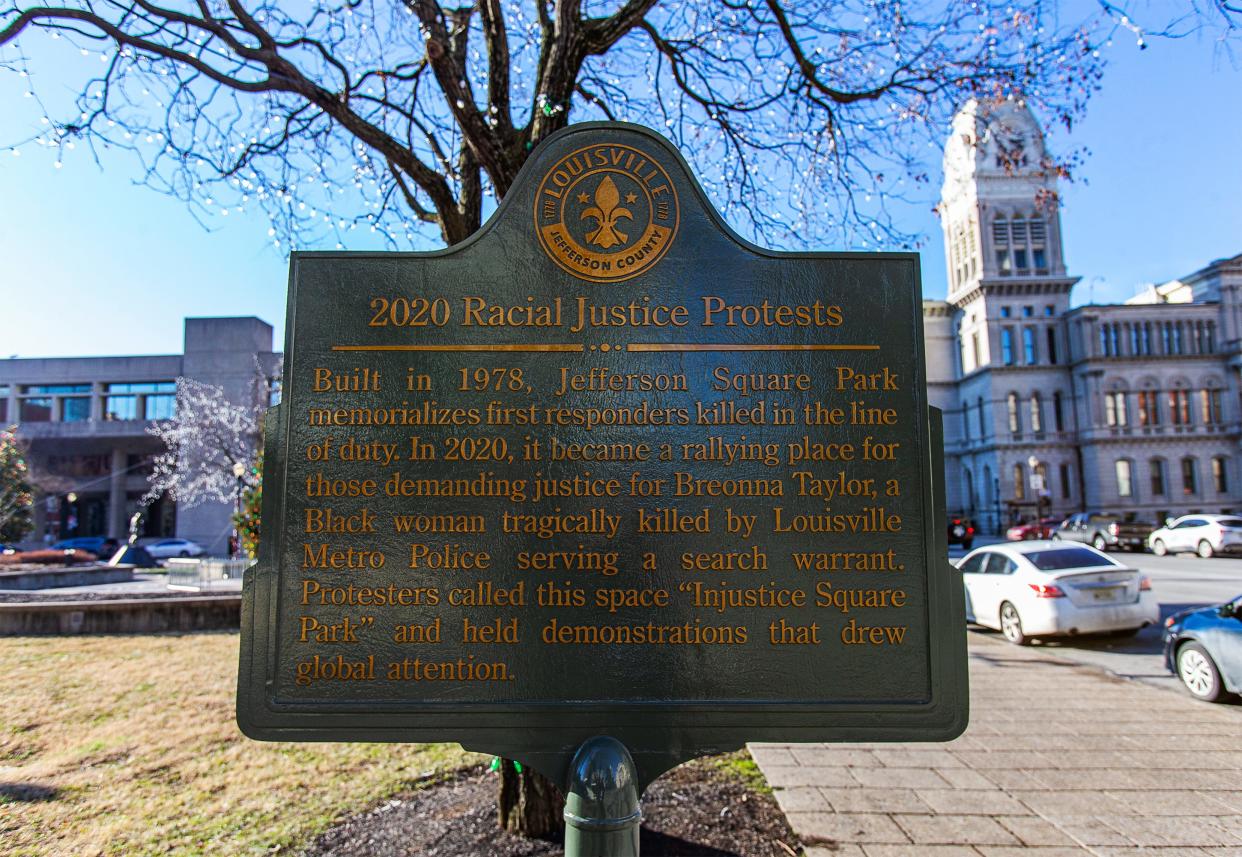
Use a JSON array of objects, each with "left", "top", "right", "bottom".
[
  {"left": 924, "top": 97, "right": 1242, "bottom": 533},
  {"left": 1, "top": 317, "right": 280, "bottom": 554}
]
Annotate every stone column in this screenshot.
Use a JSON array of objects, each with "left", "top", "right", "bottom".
[
  {"left": 90, "top": 382, "right": 104, "bottom": 422},
  {"left": 109, "top": 447, "right": 126, "bottom": 539}
]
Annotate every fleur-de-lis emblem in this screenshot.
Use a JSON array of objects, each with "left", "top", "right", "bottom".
[{"left": 580, "top": 176, "right": 632, "bottom": 249}]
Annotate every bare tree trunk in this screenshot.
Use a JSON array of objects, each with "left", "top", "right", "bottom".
[{"left": 497, "top": 760, "right": 564, "bottom": 838}]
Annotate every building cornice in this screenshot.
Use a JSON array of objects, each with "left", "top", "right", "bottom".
[{"left": 949, "top": 277, "right": 1078, "bottom": 307}]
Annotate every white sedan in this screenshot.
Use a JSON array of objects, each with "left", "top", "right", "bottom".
[
  {"left": 957, "top": 541, "right": 1159, "bottom": 645},
  {"left": 144, "top": 538, "right": 207, "bottom": 559}
]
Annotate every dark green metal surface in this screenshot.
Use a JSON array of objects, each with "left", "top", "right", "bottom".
[
  {"left": 563, "top": 736, "right": 641, "bottom": 856},
  {"left": 237, "top": 122, "right": 968, "bottom": 791}
]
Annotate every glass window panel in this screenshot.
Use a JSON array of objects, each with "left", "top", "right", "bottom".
[
  {"left": 144, "top": 394, "right": 176, "bottom": 420},
  {"left": 24, "top": 384, "right": 90, "bottom": 394},
  {"left": 107, "top": 381, "right": 175, "bottom": 394},
  {"left": 62, "top": 397, "right": 91, "bottom": 422},
  {"left": 105, "top": 396, "right": 138, "bottom": 420},
  {"left": 19, "top": 397, "right": 52, "bottom": 421}
]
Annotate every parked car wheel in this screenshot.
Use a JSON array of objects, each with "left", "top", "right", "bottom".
[
  {"left": 999, "top": 601, "right": 1030, "bottom": 646},
  {"left": 1197, "top": 540, "right": 1215, "bottom": 559},
  {"left": 1176, "top": 642, "right": 1228, "bottom": 702},
  {"left": 178, "top": 550, "right": 190, "bottom": 557},
  {"left": 1152, "top": 538, "right": 1168, "bottom": 556},
  {"left": 1092, "top": 535, "right": 1108, "bottom": 551}
]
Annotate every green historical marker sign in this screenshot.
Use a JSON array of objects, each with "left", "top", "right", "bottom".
[{"left": 238, "top": 122, "right": 968, "bottom": 791}]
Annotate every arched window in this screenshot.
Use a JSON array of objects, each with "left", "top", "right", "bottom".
[
  {"left": 1212, "top": 457, "right": 1229, "bottom": 494},
  {"left": 977, "top": 397, "right": 986, "bottom": 438},
  {"left": 961, "top": 406, "right": 970, "bottom": 443},
  {"left": 1052, "top": 391, "right": 1064, "bottom": 432},
  {"left": 1013, "top": 463, "right": 1026, "bottom": 501},
  {"left": 964, "top": 467, "right": 976, "bottom": 510},
  {"left": 1105, "top": 387, "right": 1128, "bottom": 427},
  {"left": 1115, "top": 459, "right": 1134, "bottom": 498},
  {"left": 1030, "top": 393, "right": 1043, "bottom": 434},
  {"left": 983, "top": 465, "right": 994, "bottom": 504},
  {"left": 1007, "top": 392, "right": 1021, "bottom": 435},
  {"left": 1200, "top": 382, "right": 1223, "bottom": 425},
  {"left": 1182, "top": 457, "right": 1198, "bottom": 495},
  {"left": 1169, "top": 380, "right": 1191, "bottom": 426},
  {"left": 1137, "top": 379, "right": 1160, "bottom": 427},
  {"left": 1150, "top": 458, "right": 1167, "bottom": 496}
]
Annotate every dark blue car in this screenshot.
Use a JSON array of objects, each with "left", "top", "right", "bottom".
[{"left": 1163, "top": 594, "right": 1242, "bottom": 702}]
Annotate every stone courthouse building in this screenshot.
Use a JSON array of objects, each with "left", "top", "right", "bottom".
[{"left": 924, "top": 98, "right": 1242, "bottom": 533}]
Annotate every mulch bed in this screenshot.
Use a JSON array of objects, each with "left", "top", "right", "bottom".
[{"left": 300, "top": 760, "right": 804, "bottom": 857}]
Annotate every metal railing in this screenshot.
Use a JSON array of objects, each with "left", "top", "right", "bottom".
[{"left": 165, "top": 558, "right": 253, "bottom": 591}]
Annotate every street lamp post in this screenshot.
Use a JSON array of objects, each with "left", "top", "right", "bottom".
[
  {"left": 66, "top": 491, "right": 78, "bottom": 537},
  {"left": 231, "top": 461, "right": 246, "bottom": 559}
]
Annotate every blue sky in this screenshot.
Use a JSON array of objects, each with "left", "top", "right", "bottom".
[{"left": 1, "top": 21, "right": 1238, "bottom": 359}]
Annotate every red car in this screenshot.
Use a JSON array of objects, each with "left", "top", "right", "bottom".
[{"left": 1006, "top": 518, "right": 1060, "bottom": 541}]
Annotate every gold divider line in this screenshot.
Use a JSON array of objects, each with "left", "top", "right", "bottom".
[
  {"left": 628, "top": 343, "right": 880, "bottom": 352},
  {"left": 331, "top": 344, "right": 584, "bottom": 353}
]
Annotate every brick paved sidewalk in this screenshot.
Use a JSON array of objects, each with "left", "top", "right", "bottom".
[{"left": 750, "top": 632, "right": 1242, "bottom": 856}]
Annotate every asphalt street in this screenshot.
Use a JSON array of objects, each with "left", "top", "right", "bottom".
[{"left": 949, "top": 544, "right": 1242, "bottom": 695}]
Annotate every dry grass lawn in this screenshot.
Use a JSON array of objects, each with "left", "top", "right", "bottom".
[{"left": 0, "top": 632, "right": 475, "bottom": 856}]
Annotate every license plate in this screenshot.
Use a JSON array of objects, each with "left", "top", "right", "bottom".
[{"left": 1092, "top": 587, "right": 1121, "bottom": 601}]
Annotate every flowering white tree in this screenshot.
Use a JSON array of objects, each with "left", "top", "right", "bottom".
[
  {"left": 145, "top": 378, "right": 262, "bottom": 507},
  {"left": 0, "top": 427, "right": 35, "bottom": 543}
]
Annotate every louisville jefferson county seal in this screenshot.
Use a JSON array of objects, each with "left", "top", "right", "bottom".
[{"left": 534, "top": 143, "right": 679, "bottom": 283}]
